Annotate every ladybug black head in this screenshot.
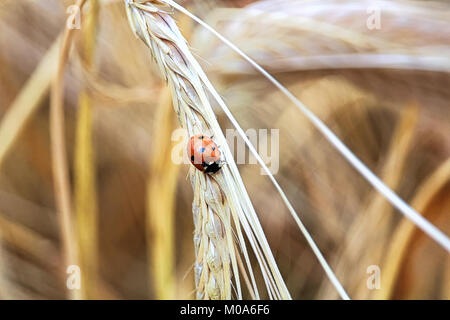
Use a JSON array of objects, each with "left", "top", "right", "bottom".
[{"left": 203, "top": 161, "right": 222, "bottom": 174}]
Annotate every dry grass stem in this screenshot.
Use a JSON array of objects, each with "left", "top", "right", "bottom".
[
  {"left": 374, "top": 159, "right": 450, "bottom": 299},
  {"left": 0, "top": 38, "right": 59, "bottom": 168},
  {"left": 50, "top": 0, "right": 87, "bottom": 300},
  {"left": 320, "top": 104, "right": 418, "bottom": 298},
  {"left": 74, "top": 0, "right": 100, "bottom": 299},
  {"left": 147, "top": 87, "right": 179, "bottom": 299}
]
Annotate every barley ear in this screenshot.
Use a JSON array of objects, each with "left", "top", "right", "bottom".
[{"left": 124, "top": 0, "right": 291, "bottom": 300}]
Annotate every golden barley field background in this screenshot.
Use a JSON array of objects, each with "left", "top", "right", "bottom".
[{"left": 0, "top": 0, "right": 449, "bottom": 299}]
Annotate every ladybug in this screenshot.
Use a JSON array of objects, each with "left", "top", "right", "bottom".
[{"left": 187, "top": 134, "right": 223, "bottom": 174}]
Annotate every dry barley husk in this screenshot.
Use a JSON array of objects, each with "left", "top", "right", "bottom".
[{"left": 126, "top": 1, "right": 234, "bottom": 299}]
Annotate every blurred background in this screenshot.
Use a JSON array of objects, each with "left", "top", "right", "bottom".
[{"left": 0, "top": 0, "right": 449, "bottom": 299}]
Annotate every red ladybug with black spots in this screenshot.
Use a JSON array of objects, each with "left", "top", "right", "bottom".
[{"left": 187, "top": 134, "right": 223, "bottom": 174}]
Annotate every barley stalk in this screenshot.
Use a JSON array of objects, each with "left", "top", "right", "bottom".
[
  {"left": 50, "top": 0, "right": 87, "bottom": 300},
  {"left": 124, "top": 0, "right": 291, "bottom": 299},
  {"left": 75, "top": 0, "right": 100, "bottom": 299},
  {"left": 375, "top": 158, "right": 450, "bottom": 299},
  {"left": 0, "top": 38, "right": 59, "bottom": 169},
  {"left": 147, "top": 87, "right": 179, "bottom": 299}
]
